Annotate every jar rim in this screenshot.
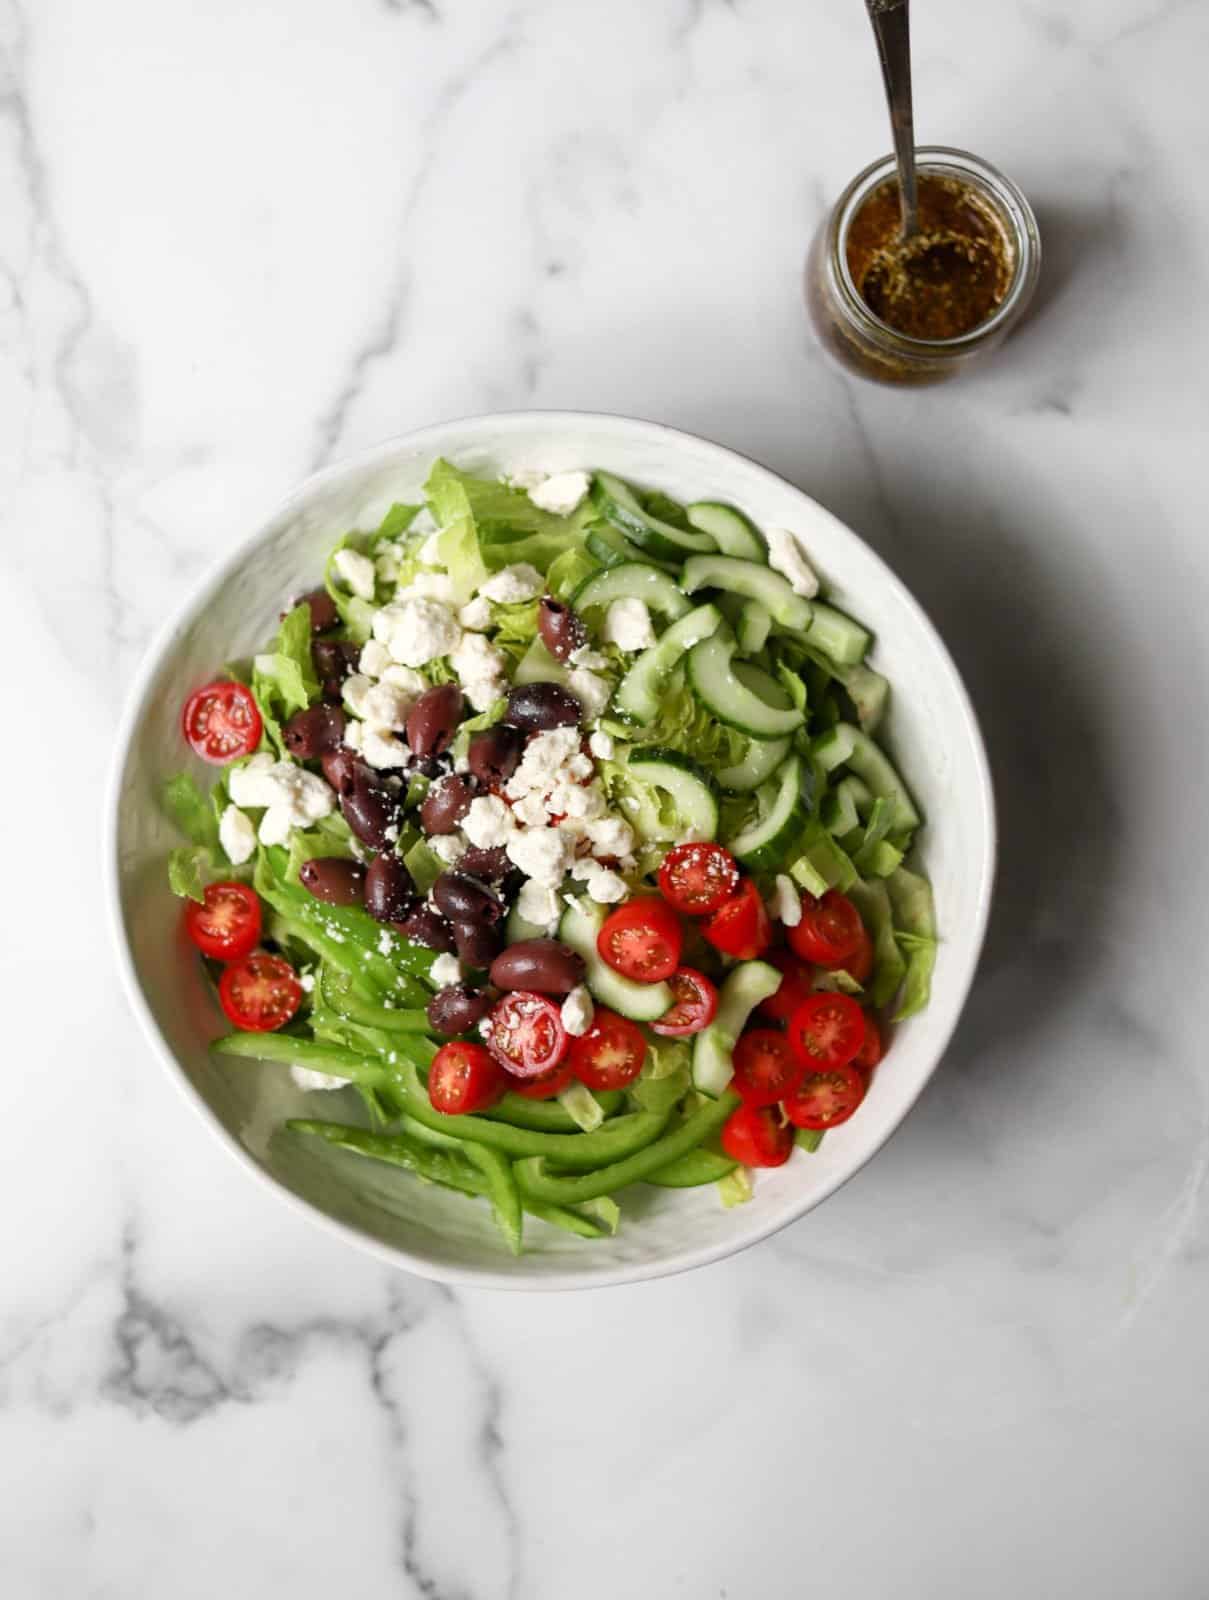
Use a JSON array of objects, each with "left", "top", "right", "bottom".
[{"left": 830, "top": 145, "right": 1041, "bottom": 352}]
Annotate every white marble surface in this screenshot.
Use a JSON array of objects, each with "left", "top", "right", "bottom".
[{"left": 3, "top": 0, "right": 1208, "bottom": 1593}]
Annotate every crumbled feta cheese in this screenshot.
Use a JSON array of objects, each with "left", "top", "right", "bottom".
[
  {"left": 585, "top": 815, "right": 634, "bottom": 859},
  {"left": 430, "top": 953, "right": 462, "bottom": 988},
  {"left": 560, "top": 984, "right": 595, "bottom": 1037},
  {"left": 529, "top": 471, "right": 591, "bottom": 516},
  {"left": 570, "top": 858, "right": 597, "bottom": 882},
  {"left": 513, "top": 791, "right": 551, "bottom": 828},
  {"left": 417, "top": 529, "right": 444, "bottom": 565},
  {"left": 372, "top": 598, "right": 462, "bottom": 668},
  {"left": 333, "top": 547, "right": 376, "bottom": 601},
  {"left": 584, "top": 865, "right": 627, "bottom": 904},
  {"left": 399, "top": 571, "right": 457, "bottom": 606},
  {"left": 361, "top": 679, "right": 415, "bottom": 730},
  {"left": 565, "top": 668, "right": 610, "bottom": 722},
  {"left": 219, "top": 805, "right": 256, "bottom": 866},
  {"left": 344, "top": 720, "right": 364, "bottom": 752},
  {"left": 550, "top": 779, "right": 607, "bottom": 821},
  {"left": 506, "top": 826, "right": 575, "bottom": 887},
  {"left": 479, "top": 564, "right": 544, "bottom": 604},
  {"left": 463, "top": 794, "right": 517, "bottom": 849},
  {"left": 505, "top": 726, "right": 583, "bottom": 800},
  {"left": 377, "top": 930, "right": 395, "bottom": 955},
  {"left": 291, "top": 1065, "right": 350, "bottom": 1092},
  {"left": 765, "top": 527, "right": 820, "bottom": 599},
  {"left": 360, "top": 726, "right": 409, "bottom": 769},
  {"left": 299, "top": 971, "right": 316, "bottom": 993},
  {"left": 588, "top": 730, "right": 614, "bottom": 761},
  {"left": 257, "top": 806, "right": 293, "bottom": 847},
  {"left": 381, "top": 664, "right": 427, "bottom": 696},
  {"left": 507, "top": 466, "right": 548, "bottom": 492},
  {"left": 770, "top": 874, "right": 803, "bottom": 926},
  {"left": 569, "top": 645, "right": 609, "bottom": 670},
  {"left": 458, "top": 597, "right": 492, "bottom": 632},
  {"left": 516, "top": 878, "right": 561, "bottom": 930},
  {"left": 375, "top": 548, "right": 402, "bottom": 584},
  {"left": 359, "top": 639, "right": 393, "bottom": 679},
  {"left": 230, "top": 759, "right": 335, "bottom": 850},
  {"left": 602, "top": 598, "right": 655, "bottom": 653},
  {"left": 342, "top": 673, "right": 374, "bottom": 718},
  {"left": 450, "top": 631, "right": 507, "bottom": 711},
  {"left": 225, "top": 752, "right": 273, "bottom": 805},
  {"left": 430, "top": 834, "right": 467, "bottom": 865}
]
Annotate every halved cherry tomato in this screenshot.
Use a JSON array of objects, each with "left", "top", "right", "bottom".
[
  {"left": 569, "top": 1007, "right": 647, "bottom": 1090},
  {"left": 182, "top": 681, "right": 263, "bottom": 765},
  {"left": 757, "top": 949, "right": 815, "bottom": 1024},
  {"left": 730, "top": 1029, "right": 807, "bottom": 1108},
  {"left": 787, "top": 992, "right": 866, "bottom": 1070},
  {"left": 428, "top": 1041, "right": 506, "bottom": 1115},
  {"left": 651, "top": 967, "right": 718, "bottom": 1037},
  {"left": 853, "top": 1013, "right": 883, "bottom": 1076},
  {"left": 720, "top": 1103, "right": 794, "bottom": 1167},
  {"left": 787, "top": 889, "right": 865, "bottom": 966},
  {"left": 702, "top": 880, "right": 771, "bottom": 961},
  {"left": 184, "top": 882, "right": 262, "bottom": 962},
  {"left": 840, "top": 926, "right": 875, "bottom": 986},
  {"left": 657, "top": 842, "right": 741, "bottom": 915},
  {"left": 218, "top": 953, "right": 302, "bottom": 1032},
  {"left": 485, "top": 991, "right": 568, "bottom": 1078},
  {"left": 509, "top": 1059, "right": 577, "bottom": 1099},
  {"left": 783, "top": 1060, "right": 866, "bottom": 1130},
  {"left": 597, "top": 897, "right": 682, "bottom": 983}
]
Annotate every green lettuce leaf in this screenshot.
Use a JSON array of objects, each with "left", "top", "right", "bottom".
[
  {"left": 403, "top": 836, "right": 445, "bottom": 897},
  {"left": 168, "top": 845, "right": 209, "bottom": 903},
  {"left": 251, "top": 601, "right": 321, "bottom": 752},
  {"left": 643, "top": 1035, "right": 692, "bottom": 1081},
  {"left": 546, "top": 547, "right": 598, "bottom": 601},
  {"left": 887, "top": 867, "right": 938, "bottom": 1020},
  {"left": 369, "top": 502, "right": 422, "bottom": 550},
  {"left": 848, "top": 877, "right": 906, "bottom": 1008},
  {"left": 451, "top": 697, "right": 506, "bottom": 764},
  {"left": 323, "top": 536, "right": 377, "bottom": 642},
  {"left": 489, "top": 599, "right": 540, "bottom": 669},
  {"left": 160, "top": 772, "right": 219, "bottom": 850},
  {"left": 717, "top": 1167, "right": 753, "bottom": 1208}
]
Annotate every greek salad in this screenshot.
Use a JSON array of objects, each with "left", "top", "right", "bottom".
[{"left": 162, "top": 459, "right": 937, "bottom": 1254}]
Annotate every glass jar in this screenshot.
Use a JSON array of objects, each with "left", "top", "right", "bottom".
[{"left": 806, "top": 146, "right": 1041, "bottom": 385}]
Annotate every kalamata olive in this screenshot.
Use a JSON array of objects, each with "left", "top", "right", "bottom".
[
  {"left": 392, "top": 904, "right": 456, "bottom": 954},
  {"left": 452, "top": 918, "right": 505, "bottom": 968},
  {"left": 299, "top": 857, "right": 367, "bottom": 906},
  {"left": 288, "top": 587, "right": 340, "bottom": 635},
  {"left": 312, "top": 639, "right": 360, "bottom": 702},
  {"left": 466, "top": 723, "right": 524, "bottom": 787},
  {"left": 322, "top": 748, "right": 359, "bottom": 794},
  {"left": 419, "top": 775, "right": 474, "bottom": 836},
  {"left": 432, "top": 871, "right": 503, "bottom": 925},
  {"left": 456, "top": 845, "right": 511, "bottom": 883},
  {"left": 504, "top": 681, "right": 582, "bottom": 731},
  {"left": 489, "top": 939, "right": 586, "bottom": 995},
  {"left": 406, "top": 683, "right": 464, "bottom": 759},
  {"left": 364, "top": 852, "right": 417, "bottom": 923},
  {"left": 340, "top": 769, "right": 400, "bottom": 850},
  {"left": 283, "top": 703, "right": 347, "bottom": 760},
  {"left": 537, "top": 596, "right": 588, "bottom": 664},
  {"left": 426, "top": 983, "right": 494, "bottom": 1037},
  {"left": 410, "top": 755, "right": 448, "bottom": 779}
]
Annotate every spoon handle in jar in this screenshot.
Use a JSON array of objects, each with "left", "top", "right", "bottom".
[{"left": 864, "top": 0, "right": 918, "bottom": 239}]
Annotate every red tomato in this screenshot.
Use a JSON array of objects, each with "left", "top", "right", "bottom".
[
  {"left": 184, "top": 882, "right": 262, "bottom": 962},
  {"left": 657, "top": 842, "right": 740, "bottom": 915},
  {"left": 787, "top": 992, "right": 866, "bottom": 1070},
  {"left": 569, "top": 1007, "right": 648, "bottom": 1091},
  {"left": 730, "top": 1029, "right": 807, "bottom": 1108},
  {"left": 485, "top": 991, "right": 568, "bottom": 1078},
  {"left": 720, "top": 1103, "right": 794, "bottom": 1167},
  {"left": 841, "top": 927, "right": 875, "bottom": 986},
  {"left": 597, "top": 897, "right": 682, "bottom": 983},
  {"left": 783, "top": 1060, "right": 866, "bottom": 1130},
  {"left": 702, "top": 880, "right": 771, "bottom": 961},
  {"left": 757, "top": 949, "right": 815, "bottom": 1024},
  {"left": 509, "top": 1060, "right": 577, "bottom": 1099},
  {"left": 651, "top": 967, "right": 718, "bottom": 1037},
  {"left": 787, "top": 889, "right": 865, "bottom": 966},
  {"left": 428, "top": 1042, "right": 506, "bottom": 1115},
  {"left": 218, "top": 953, "right": 302, "bottom": 1032},
  {"left": 853, "top": 1013, "right": 883, "bottom": 1076},
  {"left": 182, "top": 681, "right": 263, "bottom": 765}
]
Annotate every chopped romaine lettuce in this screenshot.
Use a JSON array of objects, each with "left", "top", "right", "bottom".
[
  {"left": 403, "top": 836, "right": 445, "bottom": 897},
  {"left": 887, "top": 867, "right": 938, "bottom": 1019},
  {"left": 160, "top": 772, "right": 219, "bottom": 851},
  {"left": 848, "top": 877, "right": 906, "bottom": 1008},
  {"left": 168, "top": 845, "right": 208, "bottom": 903},
  {"left": 717, "top": 1167, "right": 753, "bottom": 1208}
]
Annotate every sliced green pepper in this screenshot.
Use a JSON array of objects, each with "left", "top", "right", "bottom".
[
  {"left": 462, "top": 1144, "right": 523, "bottom": 1256},
  {"left": 481, "top": 1088, "right": 623, "bottom": 1132},
  {"left": 213, "top": 1032, "right": 385, "bottom": 1085},
  {"left": 645, "top": 1146, "right": 738, "bottom": 1188}
]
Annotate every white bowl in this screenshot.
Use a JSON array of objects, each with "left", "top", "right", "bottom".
[{"left": 107, "top": 412, "right": 995, "bottom": 1290}]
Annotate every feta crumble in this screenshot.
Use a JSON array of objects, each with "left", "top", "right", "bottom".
[
  {"left": 430, "top": 953, "right": 463, "bottom": 988},
  {"left": 358, "top": 639, "right": 393, "bottom": 679},
  {"left": 458, "top": 597, "right": 492, "bottom": 631},
  {"left": 219, "top": 805, "right": 256, "bottom": 866},
  {"left": 602, "top": 597, "right": 655, "bottom": 653},
  {"left": 229, "top": 758, "right": 335, "bottom": 846},
  {"left": 360, "top": 727, "right": 409, "bottom": 769},
  {"left": 513, "top": 791, "right": 551, "bottom": 828},
  {"left": 560, "top": 985, "right": 595, "bottom": 1037},
  {"left": 585, "top": 815, "right": 634, "bottom": 859},
  {"left": 528, "top": 471, "right": 591, "bottom": 516},
  {"left": 516, "top": 878, "right": 561, "bottom": 931},
  {"left": 565, "top": 667, "right": 610, "bottom": 722},
  {"left": 588, "top": 730, "right": 614, "bottom": 761},
  {"left": 506, "top": 826, "right": 575, "bottom": 888},
  {"left": 342, "top": 674, "right": 374, "bottom": 718},
  {"left": 463, "top": 794, "right": 516, "bottom": 850},
  {"left": 450, "top": 631, "right": 507, "bottom": 711},
  {"left": 505, "top": 726, "right": 584, "bottom": 801},
  {"left": 361, "top": 679, "right": 415, "bottom": 729},
  {"left": 770, "top": 874, "right": 803, "bottom": 926},
  {"left": 333, "top": 547, "right": 376, "bottom": 601},
  {"left": 372, "top": 597, "right": 462, "bottom": 668},
  {"left": 430, "top": 834, "right": 467, "bottom": 865},
  {"left": 765, "top": 527, "right": 820, "bottom": 599},
  {"left": 479, "top": 564, "right": 544, "bottom": 604},
  {"left": 584, "top": 865, "right": 627, "bottom": 904}
]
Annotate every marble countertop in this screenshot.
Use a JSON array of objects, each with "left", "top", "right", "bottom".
[{"left": 4, "top": 0, "right": 1208, "bottom": 1594}]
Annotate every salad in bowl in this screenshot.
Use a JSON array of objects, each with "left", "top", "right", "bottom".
[{"left": 159, "top": 456, "right": 938, "bottom": 1257}]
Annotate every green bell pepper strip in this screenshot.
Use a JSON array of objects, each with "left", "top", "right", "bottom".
[
  {"left": 212, "top": 1032, "right": 385, "bottom": 1086},
  {"left": 461, "top": 1144, "right": 523, "bottom": 1256},
  {"left": 514, "top": 1091, "right": 741, "bottom": 1204},
  {"left": 481, "top": 1088, "right": 623, "bottom": 1132},
  {"left": 645, "top": 1146, "right": 738, "bottom": 1188},
  {"left": 319, "top": 968, "right": 432, "bottom": 1033}
]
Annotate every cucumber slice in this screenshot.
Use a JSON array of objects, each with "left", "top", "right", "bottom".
[
  {"left": 613, "top": 603, "right": 722, "bottom": 723},
  {"left": 835, "top": 661, "right": 889, "bottom": 731},
  {"left": 627, "top": 748, "right": 719, "bottom": 841},
  {"left": 813, "top": 723, "right": 920, "bottom": 832},
  {"left": 681, "top": 553, "right": 812, "bottom": 632},
  {"left": 807, "top": 603, "right": 870, "bottom": 666},
  {"left": 692, "top": 960, "right": 782, "bottom": 1097},
  {"left": 713, "top": 734, "right": 791, "bottom": 794},
  {"left": 725, "top": 755, "right": 809, "bottom": 869},
  {"left": 585, "top": 527, "right": 675, "bottom": 574},
  {"left": 591, "top": 472, "right": 717, "bottom": 562},
  {"left": 822, "top": 774, "right": 873, "bottom": 837},
  {"left": 685, "top": 502, "right": 767, "bottom": 561},
  {"left": 571, "top": 561, "right": 690, "bottom": 622},
  {"left": 513, "top": 637, "right": 569, "bottom": 688},
  {"left": 737, "top": 601, "right": 771, "bottom": 654},
  {"left": 686, "top": 633, "right": 805, "bottom": 740},
  {"left": 506, "top": 902, "right": 551, "bottom": 944},
  {"left": 558, "top": 897, "right": 674, "bottom": 1022}
]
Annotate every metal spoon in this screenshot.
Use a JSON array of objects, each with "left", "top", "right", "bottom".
[{"left": 864, "top": 0, "right": 918, "bottom": 240}]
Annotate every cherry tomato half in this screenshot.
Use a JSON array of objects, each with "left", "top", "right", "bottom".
[
  {"left": 218, "top": 953, "right": 302, "bottom": 1032},
  {"left": 721, "top": 1103, "right": 794, "bottom": 1167},
  {"left": 853, "top": 1013, "right": 884, "bottom": 1076},
  {"left": 702, "top": 880, "right": 771, "bottom": 961},
  {"left": 787, "top": 992, "right": 866, "bottom": 1071},
  {"left": 651, "top": 967, "right": 718, "bottom": 1037},
  {"left": 510, "top": 1059, "right": 577, "bottom": 1099},
  {"left": 757, "top": 949, "right": 815, "bottom": 1024},
  {"left": 783, "top": 1060, "right": 867, "bottom": 1130},
  {"left": 730, "top": 1029, "right": 807, "bottom": 1108},
  {"left": 485, "top": 991, "right": 568, "bottom": 1078},
  {"left": 182, "top": 681, "right": 263, "bottom": 765},
  {"left": 184, "top": 882, "right": 262, "bottom": 962},
  {"left": 657, "top": 842, "right": 741, "bottom": 915},
  {"left": 428, "top": 1041, "right": 506, "bottom": 1115},
  {"left": 597, "top": 897, "right": 683, "bottom": 983},
  {"left": 787, "top": 889, "right": 865, "bottom": 967},
  {"left": 842, "top": 927, "right": 875, "bottom": 986},
  {"left": 569, "top": 1007, "right": 648, "bottom": 1091}
]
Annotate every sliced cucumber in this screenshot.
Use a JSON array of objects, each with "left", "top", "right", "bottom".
[
  {"left": 591, "top": 472, "right": 717, "bottom": 562},
  {"left": 557, "top": 897, "right": 674, "bottom": 1022},
  {"left": 692, "top": 960, "right": 782, "bottom": 1097},
  {"left": 835, "top": 661, "right": 889, "bottom": 732},
  {"left": 506, "top": 902, "right": 551, "bottom": 944},
  {"left": 686, "top": 633, "right": 805, "bottom": 740},
  {"left": 724, "top": 754, "right": 809, "bottom": 870},
  {"left": 613, "top": 603, "right": 722, "bottom": 723},
  {"left": 513, "top": 637, "right": 569, "bottom": 688},
  {"left": 813, "top": 722, "right": 920, "bottom": 833},
  {"left": 713, "top": 734, "right": 791, "bottom": 794},
  {"left": 737, "top": 600, "right": 771, "bottom": 654},
  {"left": 681, "top": 554, "right": 812, "bottom": 632},
  {"left": 571, "top": 561, "right": 690, "bottom": 622},
  {"left": 685, "top": 502, "right": 767, "bottom": 562},
  {"left": 627, "top": 748, "right": 719, "bottom": 841},
  {"left": 822, "top": 774, "right": 873, "bottom": 837},
  {"left": 585, "top": 527, "right": 674, "bottom": 574},
  {"left": 807, "top": 602, "right": 870, "bottom": 666}
]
